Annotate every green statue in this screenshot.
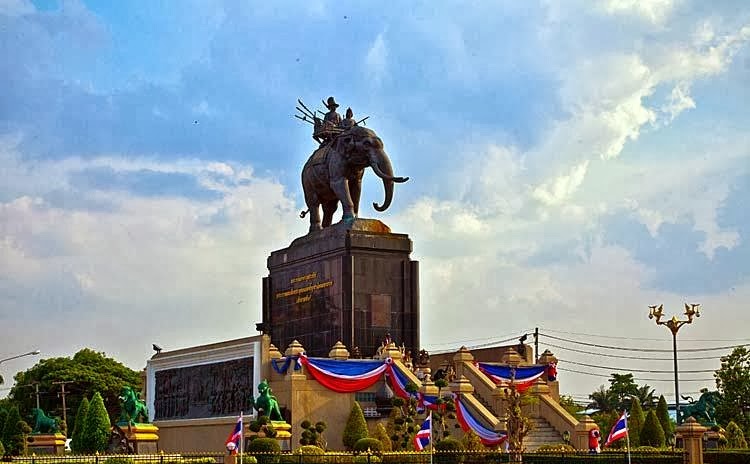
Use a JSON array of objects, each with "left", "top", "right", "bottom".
[
  {"left": 680, "top": 390, "right": 720, "bottom": 426},
  {"left": 250, "top": 379, "right": 284, "bottom": 421},
  {"left": 118, "top": 386, "right": 150, "bottom": 425},
  {"left": 30, "top": 408, "right": 60, "bottom": 434}
]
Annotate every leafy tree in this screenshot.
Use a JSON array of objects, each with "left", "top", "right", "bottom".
[
  {"left": 656, "top": 395, "right": 673, "bottom": 439},
  {"left": 7, "top": 349, "right": 141, "bottom": 435},
  {"left": 715, "top": 347, "right": 750, "bottom": 432},
  {"left": 82, "top": 392, "right": 111, "bottom": 453},
  {"left": 372, "top": 422, "right": 392, "bottom": 451},
  {"left": 0, "top": 407, "right": 7, "bottom": 444},
  {"left": 635, "top": 385, "right": 657, "bottom": 410},
  {"left": 461, "top": 429, "right": 483, "bottom": 451},
  {"left": 71, "top": 396, "right": 89, "bottom": 453},
  {"left": 387, "top": 384, "right": 420, "bottom": 450},
  {"left": 1, "top": 406, "right": 24, "bottom": 456},
  {"left": 343, "top": 402, "right": 368, "bottom": 450},
  {"left": 640, "top": 410, "right": 666, "bottom": 448},
  {"left": 629, "top": 399, "right": 646, "bottom": 447},
  {"left": 588, "top": 385, "right": 618, "bottom": 413},
  {"left": 725, "top": 421, "right": 747, "bottom": 449},
  {"left": 559, "top": 395, "right": 584, "bottom": 417}
]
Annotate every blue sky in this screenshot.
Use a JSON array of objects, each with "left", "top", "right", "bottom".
[{"left": 2, "top": 0, "right": 750, "bottom": 403}]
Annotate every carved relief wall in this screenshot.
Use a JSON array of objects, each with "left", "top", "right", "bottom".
[{"left": 153, "top": 357, "right": 253, "bottom": 420}]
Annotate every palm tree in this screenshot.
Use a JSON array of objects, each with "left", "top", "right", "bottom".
[
  {"left": 635, "top": 385, "right": 657, "bottom": 409},
  {"left": 588, "top": 386, "right": 618, "bottom": 413}
]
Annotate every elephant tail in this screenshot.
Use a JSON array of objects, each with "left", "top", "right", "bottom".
[{"left": 300, "top": 209, "right": 309, "bottom": 218}]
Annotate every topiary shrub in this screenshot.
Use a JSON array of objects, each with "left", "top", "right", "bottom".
[
  {"left": 70, "top": 397, "right": 89, "bottom": 453},
  {"left": 640, "top": 410, "right": 666, "bottom": 448},
  {"left": 83, "top": 392, "right": 111, "bottom": 453},
  {"left": 435, "top": 437, "right": 464, "bottom": 464},
  {"left": 634, "top": 446, "right": 659, "bottom": 451},
  {"left": 248, "top": 437, "right": 281, "bottom": 464},
  {"left": 293, "top": 445, "right": 326, "bottom": 464},
  {"left": 726, "top": 421, "right": 748, "bottom": 449},
  {"left": 354, "top": 438, "right": 383, "bottom": 453},
  {"left": 343, "top": 402, "right": 369, "bottom": 450},
  {"left": 1, "top": 406, "right": 24, "bottom": 456},
  {"left": 0, "top": 439, "right": 5, "bottom": 456},
  {"left": 372, "top": 423, "right": 392, "bottom": 452},
  {"left": 628, "top": 399, "right": 645, "bottom": 448}
]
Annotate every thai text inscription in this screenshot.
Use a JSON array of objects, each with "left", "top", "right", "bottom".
[{"left": 153, "top": 357, "right": 253, "bottom": 420}]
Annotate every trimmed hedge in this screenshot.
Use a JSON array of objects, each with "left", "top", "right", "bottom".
[
  {"left": 354, "top": 438, "right": 384, "bottom": 453},
  {"left": 248, "top": 437, "right": 281, "bottom": 464},
  {"left": 294, "top": 445, "right": 326, "bottom": 464},
  {"left": 704, "top": 450, "right": 750, "bottom": 464}
]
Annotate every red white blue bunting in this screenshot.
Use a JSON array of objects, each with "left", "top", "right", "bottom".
[
  {"left": 298, "top": 353, "right": 388, "bottom": 393},
  {"left": 475, "top": 362, "right": 546, "bottom": 392},
  {"left": 455, "top": 394, "right": 506, "bottom": 446}
]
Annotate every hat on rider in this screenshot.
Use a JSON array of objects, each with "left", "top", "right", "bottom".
[{"left": 324, "top": 96, "right": 339, "bottom": 110}]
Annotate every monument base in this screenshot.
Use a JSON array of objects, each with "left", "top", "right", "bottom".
[
  {"left": 27, "top": 433, "right": 66, "bottom": 455},
  {"left": 113, "top": 423, "right": 160, "bottom": 454},
  {"left": 263, "top": 218, "right": 419, "bottom": 358}
]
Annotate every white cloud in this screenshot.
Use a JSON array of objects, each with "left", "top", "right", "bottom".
[
  {"left": 601, "top": 0, "right": 676, "bottom": 24},
  {"left": 365, "top": 32, "right": 388, "bottom": 86},
  {"left": 660, "top": 83, "right": 696, "bottom": 122}
]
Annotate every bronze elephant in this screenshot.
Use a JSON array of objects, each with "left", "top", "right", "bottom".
[{"left": 301, "top": 125, "right": 408, "bottom": 232}]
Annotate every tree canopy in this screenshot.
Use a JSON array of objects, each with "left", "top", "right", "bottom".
[
  {"left": 6, "top": 348, "right": 142, "bottom": 435},
  {"left": 714, "top": 346, "right": 750, "bottom": 433}
]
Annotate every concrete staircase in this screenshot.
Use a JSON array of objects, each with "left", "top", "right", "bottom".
[{"left": 525, "top": 417, "right": 564, "bottom": 451}]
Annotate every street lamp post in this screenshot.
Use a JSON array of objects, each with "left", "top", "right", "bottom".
[
  {"left": 0, "top": 350, "right": 41, "bottom": 385},
  {"left": 0, "top": 350, "right": 41, "bottom": 365},
  {"left": 648, "top": 303, "right": 701, "bottom": 424}
]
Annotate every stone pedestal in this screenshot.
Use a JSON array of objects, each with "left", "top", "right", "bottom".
[
  {"left": 262, "top": 219, "right": 419, "bottom": 358},
  {"left": 27, "top": 433, "right": 66, "bottom": 455},
  {"left": 573, "top": 416, "right": 599, "bottom": 451},
  {"left": 676, "top": 417, "right": 707, "bottom": 464},
  {"left": 115, "top": 423, "right": 160, "bottom": 454}
]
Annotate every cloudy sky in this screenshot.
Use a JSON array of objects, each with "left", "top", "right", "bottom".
[{"left": 2, "top": 0, "right": 749, "bottom": 405}]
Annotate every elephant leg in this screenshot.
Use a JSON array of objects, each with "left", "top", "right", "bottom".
[
  {"left": 305, "top": 193, "right": 322, "bottom": 232},
  {"left": 348, "top": 173, "right": 364, "bottom": 217},
  {"left": 322, "top": 200, "right": 338, "bottom": 227},
  {"left": 330, "top": 179, "right": 355, "bottom": 223}
]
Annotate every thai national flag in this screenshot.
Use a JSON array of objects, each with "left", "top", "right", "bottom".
[
  {"left": 413, "top": 413, "right": 432, "bottom": 451},
  {"left": 225, "top": 415, "right": 243, "bottom": 454},
  {"left": 604, "top": 412, "right": 628, "bottom": 447}
]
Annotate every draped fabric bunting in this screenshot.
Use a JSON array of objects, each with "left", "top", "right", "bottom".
[
  {"left": 298, "top": 353, "right": 388, "bottom": 393},
  {"left": 385, "top": 360, "right": 413, "bottom": 399},
  {"left": 475, "top": 363, "right": 546, "bottom": 392},
  {"left": 271, "top": 356, "right": 301, "bottom": 375},
  {"left": 455, "top": 394, "right": 506, "bottom": 446}
]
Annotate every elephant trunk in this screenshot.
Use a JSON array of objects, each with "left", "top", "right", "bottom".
[{"left": 370, "top": 150, "right": 408, "bottom": 212}]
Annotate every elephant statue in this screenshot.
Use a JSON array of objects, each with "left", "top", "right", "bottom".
[{"left": 301, "top": 125, "right": 409, "bottom": 232}]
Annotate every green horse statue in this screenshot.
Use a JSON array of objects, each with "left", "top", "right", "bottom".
[
  {"left": 250, "top": 379, "right": 283, "bottom": 421},
  {"left": 680, "top": 390, "right": 720, "bottom": 426},
  {"left": 118, "top": 386, "right": 150, "bottom": 425},
  {"left": 30, "top": 408, "right": 60, "bottom": 434}
]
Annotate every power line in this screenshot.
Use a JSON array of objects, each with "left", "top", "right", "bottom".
[
  {"left": 425, "top": 330, "right": 531, "bottom": 349},
  {"left": 541, "top": 327, "right": 750, "bottom": 343},
  {"left": 557, "top": 367, "right": 715, "bottom": 383},
  {"left": 542, "top": 341, "right": 722, "bottom": 361},
  {"left": 558, "top": 358, "right": 717, "bottom": 374},
  {"left": 540, "top": 332, "right": 748, "bottom": 353},
  {"left": 428, "top": 333, "right": 529, "bottom": 354}
]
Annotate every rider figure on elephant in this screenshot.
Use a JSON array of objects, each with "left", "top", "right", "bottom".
[{"left": 313, "top": 97, "right": 342, "bottom": 145}]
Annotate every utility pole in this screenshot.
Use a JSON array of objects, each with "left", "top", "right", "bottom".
[
  {"left": 31, "top": 382, "right": 40, "bottom": 409},
  {"left": 534, "top": 327, "right": 539, "bottom": 363},
  {"left": 52, "top": 380, "right": 74, "bottom": 428}
]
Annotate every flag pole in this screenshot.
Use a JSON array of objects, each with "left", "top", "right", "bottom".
[
  {"left": 240, "top": 411, "right": 244, "bottom": 464},
  {"left": 624, "top": 411, "right": 631, "bottom": 464},
  {"left": 429, "top": 412, "right": 433, "bottom": 464}
]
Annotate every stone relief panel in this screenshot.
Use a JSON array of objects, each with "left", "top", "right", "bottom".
[{"left": 153, "top": 357, "right": 253, "bottom": 420}]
